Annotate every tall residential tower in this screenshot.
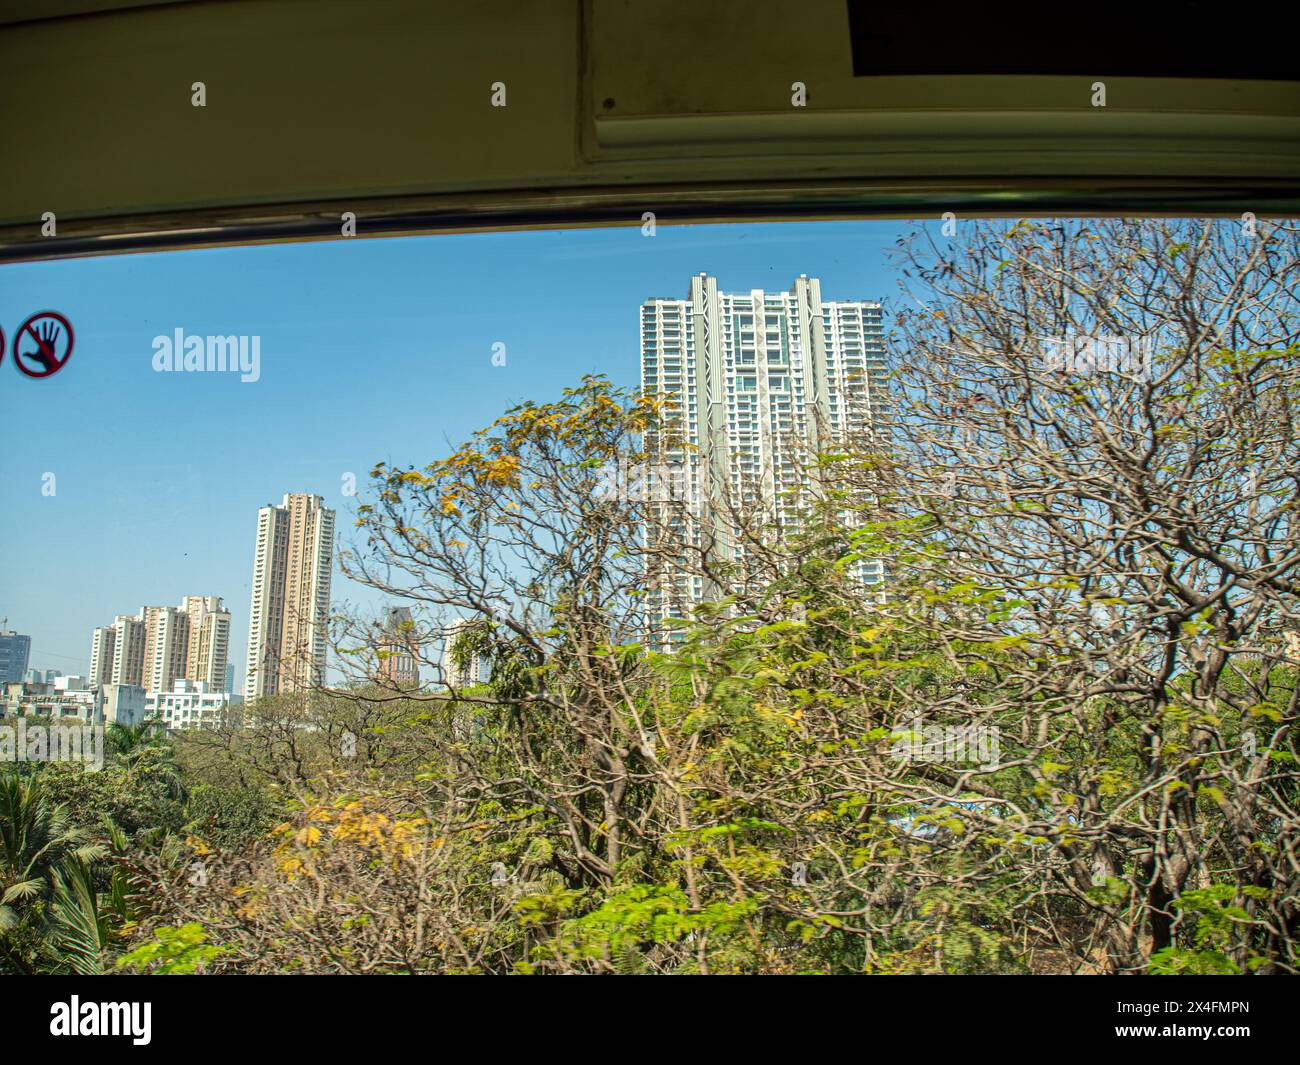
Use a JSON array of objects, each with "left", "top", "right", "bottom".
[
  {"left": 141, "top": 604, "right": 189, "bottom": 692},
  {"left": 182, "top": 595, "right": 232, "bottom": 689},
  {"left": 245, "top": 493, "right": 335, "bottom": 700},
  {"left": 89, "top": 625, "right": 116, "bottom": 686},
  {"left": 109, "top": 614, "right": 146, "bottom": 687}
]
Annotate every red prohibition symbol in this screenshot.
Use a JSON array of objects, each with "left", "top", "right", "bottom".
[{"left": 13, "top": 310, "right": 73, "bottom": 378}]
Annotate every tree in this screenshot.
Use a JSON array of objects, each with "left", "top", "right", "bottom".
[
  {"left": 0, "top": 775, "right": 104, "bottom": 974},
  {"left": 869, "top": 217, "right": 1300, "bottom": 972}
]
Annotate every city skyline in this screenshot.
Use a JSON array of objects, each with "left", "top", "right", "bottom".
[
  {"left": 88, "top": 595, "right": 230, "bottom": 692},
  {"left": 0, "top": 221, "right": 911, "bottom": 677}
]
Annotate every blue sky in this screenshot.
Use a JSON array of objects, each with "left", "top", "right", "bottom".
[{"left": 0, "top": 219, "right": 914, "bottom": 678}]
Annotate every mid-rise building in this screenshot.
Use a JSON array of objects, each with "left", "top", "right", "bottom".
[
  {"left": 0, "top": 629, "right": 32, "bottom": 684},
  {"left": 640, "top": 275, "right": 887, "bottom": 631},
  {"left": 245, "top": 493, "right": 335, "bottom": 700}
]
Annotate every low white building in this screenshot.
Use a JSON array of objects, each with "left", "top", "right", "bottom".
[
  {"left": 101, "top": 683, "right": 147, "bottom": 726},
  {"left": 146, "top": 679, "right": 243, "bottom": 731},
  {"left": 0, "top": 680, "right": 144, "bottom": 725}
]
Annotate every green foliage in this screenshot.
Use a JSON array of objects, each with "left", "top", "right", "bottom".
[
  {"left": 1148, "top": 885, "right": 1271, "bottom": 975},
  {"left": 44, "top": 856, "right": 115, "bottom": 975},
  {"left": 117, "top": 923, "right": 226, "bottom": 975},
  {"left": 183, "top": 783, "right": 275, "bottom": 851}
]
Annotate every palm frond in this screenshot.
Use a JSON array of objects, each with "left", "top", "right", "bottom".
[{"left": 45, "top": 857, "right": 110, "bottom": 976}]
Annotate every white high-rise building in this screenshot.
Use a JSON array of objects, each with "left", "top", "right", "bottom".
[
  {"left": 109, "top": 614, "right": 146, "bottom": 687},
  {"left": 441, "top": 618, "right": 491, "bottom": 689},
  {"left": 245, "top": 493, "right": 335, "bottom": 700},
  {"left": 640, "top": 274, "right": 887, "bottom": 630},
  {"left": 89, "top": 625, "right": 117, "bottom": 686}
]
